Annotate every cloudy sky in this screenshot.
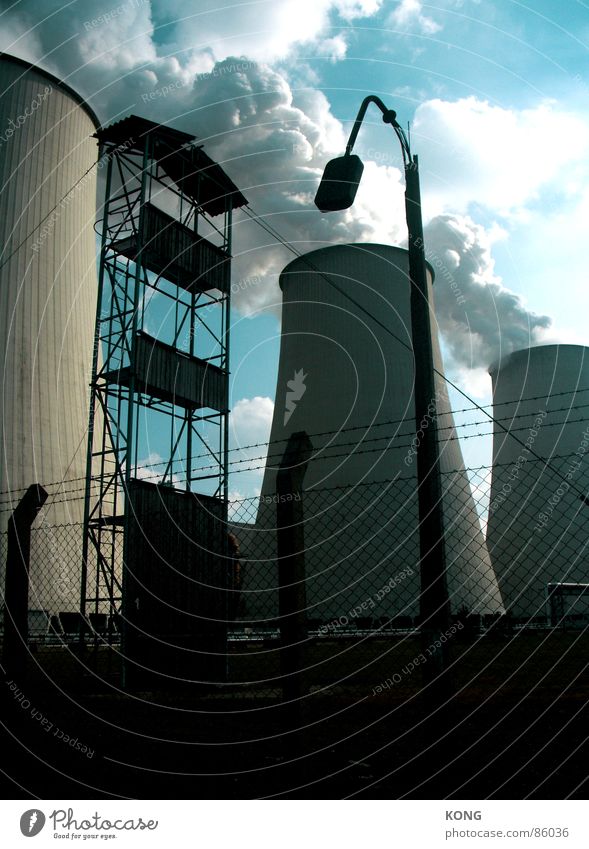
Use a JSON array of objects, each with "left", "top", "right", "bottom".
[{"left": 2, "top": 0, "right": 588, "bottom": 494}]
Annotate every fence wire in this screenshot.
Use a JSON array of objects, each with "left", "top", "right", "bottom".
[{"left": 1, "top": 453, "right": 588, "bottom": 700}]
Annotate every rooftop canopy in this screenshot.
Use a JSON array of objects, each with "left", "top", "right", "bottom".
[{"left": 95, "top": 115, "right": 248, "bottom": 217}]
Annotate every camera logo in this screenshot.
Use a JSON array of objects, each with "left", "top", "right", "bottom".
[
  {"left": 20, "top": 810, "right": 46, "bottom": 837},
  {"left": 284, "top": 368, "right": 307, "bottom": 425}
]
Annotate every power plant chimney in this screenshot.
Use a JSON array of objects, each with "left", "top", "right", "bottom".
[{"left": 236, "top": 244, "right": 503, "bottom": 624}]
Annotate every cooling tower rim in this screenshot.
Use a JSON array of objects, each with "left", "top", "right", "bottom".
[
  {"left": 489, "top": 343, "right": 589, "bottom": 379},
  {"left": 278, "top": 243, "right": 435, "bottom": 291},
  {"left": 0, "top": 52, "right": 100, "bottom": 128}
]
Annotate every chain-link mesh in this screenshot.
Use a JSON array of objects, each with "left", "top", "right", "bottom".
[
  {"left": 1, "top": 524, "right": 86, "bottom": 643},
  {"left": 1, "top": 454, "right": 588, "bottom": 699}
]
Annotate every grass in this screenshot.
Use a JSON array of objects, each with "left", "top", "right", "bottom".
[{"left": 1, "top": 630, "right": 587, "bottom": 798}]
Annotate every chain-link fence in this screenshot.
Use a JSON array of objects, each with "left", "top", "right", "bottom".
[
  {"left": 0, "top": 523, "right": 85, "bottom": 640},
  {"left": 2, "top": 450, "right": 588, "bottom": 702}
]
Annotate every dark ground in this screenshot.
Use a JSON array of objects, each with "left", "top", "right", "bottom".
[{"left": 1, "top": 630, "right": 587, "bottom": 799}]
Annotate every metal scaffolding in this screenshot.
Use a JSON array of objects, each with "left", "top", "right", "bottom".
[{"left": 81, "top": 115, "right": 247, "bottom": 630}]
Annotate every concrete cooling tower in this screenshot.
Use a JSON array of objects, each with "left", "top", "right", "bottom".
[
  {"left": 236, "top": 244, "right": 503, "bottom": 625},
  {"left": 0, "top": 54, "right": 99, "bottom": 612},
  {"left": 487, "top": 345, "right": 589, "bottom": 621}
]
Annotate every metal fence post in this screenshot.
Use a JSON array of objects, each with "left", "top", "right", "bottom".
[
  {"left": 405, "top": 163, "right": 452, "bottom": 704},
  {"left": 2, "top": 485, "right": 48, "bottom": 679},
  {"left": 276, "top": 431, "right": 313, "bottom": 711}
]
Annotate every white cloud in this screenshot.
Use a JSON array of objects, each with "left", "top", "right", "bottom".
[
  {"left": 451, "top": 366, "right": 493, "bottom": 401},
  {"left": 425, "top": 213, "right": 552, "bottom": 371},
  {"left": 0, "top": 1, "right": 407, "bottom": 315},
  {"left": 413, "top": 97, "right": 589, "bottom": 219},
  {"left": 0, "top": 19, "right": 43, "bottom": 64},
  {"left": 389, "top": 0, "right": 442, "bottom": 35},
  {"left": 231, "top": 395, "right": 275, "bottom": 445},
  {"left": 229, "top": 396, "right": 275, "bottom": 494},
  {"left": 78, "top": 1, "right": 157, "bottom": 71},
  {"left": 335, "top": 0, "right": 383, "bottom": 20},
  {"left": 122, "top": 0, "right": 380, "bottom": 67},
  {"left": 175, "top": 0, "right": 332, "bottom": 64},
  {"left": 0, "top": 0, "right": 381, "bottom": 120},
  {"left": 178, "top": 58, "right": 408, "bottom": 313},
  {"left": 312, "top": 34, "right": 349, "bottom": 62},
  {"left": 134, "top": 452, "right": 183, "bottom": 486},
  {"left": 5, "top": 3, "right": 588, "bottom": 385}
]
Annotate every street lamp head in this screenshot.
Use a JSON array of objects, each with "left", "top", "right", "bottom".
[{"left": 314, "top": 154, "right": 364, "bottom": 212}]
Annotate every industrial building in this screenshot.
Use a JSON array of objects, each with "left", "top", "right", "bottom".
[
  {"left": 0, "top": 53, "right": 100, "bottom": 612},
  {"left": 236, "top": 244, "right": 504, "bottom": 625},
  {"left": 487, "top": 344, "right": 589, "bottom": 621}
]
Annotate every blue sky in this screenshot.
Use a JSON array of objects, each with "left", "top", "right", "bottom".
[{"left": 2, "top": 0, "right": 588, "bottom": 497}]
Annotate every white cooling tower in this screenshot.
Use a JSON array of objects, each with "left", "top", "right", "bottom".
[
  {"left": 0, "top": 54, "right": 99, "bottom": 611},
  {"left": 487, "top": 345, "right": 589, "bottom": 620},
  {"left": 237, "top": 244, "right": 502, "bottom": 623}
]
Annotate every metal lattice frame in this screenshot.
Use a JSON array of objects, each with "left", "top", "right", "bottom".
[
  {"left": 81, "top": 121, "right": 238, "bottom": 622},
  {"left": 547, "top": 582, "right": 589, "bottom": 627}
]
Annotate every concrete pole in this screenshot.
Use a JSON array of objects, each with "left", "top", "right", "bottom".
[
  {"left": 405, "top": 158, "right": 452, "bottom": 691},
  {"left": 276, "top": 431, "right": 313, "bottom": 706}
]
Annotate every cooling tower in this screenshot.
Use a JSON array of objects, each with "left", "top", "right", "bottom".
[
  {"left": 487, "top": 345, "right": 589, "bottom": 620},
  {"left": 0, "top": 54, "right": 99, "bottom": 611},
  {"left": 237, "top": 244, "right": 502, "bottom": 624}
]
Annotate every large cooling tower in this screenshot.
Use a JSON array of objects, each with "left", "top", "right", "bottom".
[
  {"left": 487, "top": 345, "right": 589, "bottom": 620},
  {"left": 237, "top": 244, "right": 502, "bottom": 624},
  {"left": 0, "top": 54, "right": 99, "bottom": 611}
]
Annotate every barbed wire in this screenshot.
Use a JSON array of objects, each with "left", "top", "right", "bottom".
[
  {"left": 1, "top": 417, "right": 588, "bottom": 508},
  {"left": 0, "top": 450, "right": 581, "bottom": 517},
  {"left": 3, "top": 165, "right": 589, "bottom": 507},
  {"left": 1, "top": 396, "right": 589, "bottom": 505},
  {"left": 241, "top": 203, "right": 589, "bottom": 498}
]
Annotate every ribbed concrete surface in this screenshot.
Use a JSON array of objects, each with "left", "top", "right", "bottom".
[
  {"left": 0, "top": 55, "right": 99, "bottom": 610},
  {"left": 236, "top": 244, "right": 503, "bottom": 622},
  {"left": 488, "top": 345, "right": 589, "bottom": 619}
]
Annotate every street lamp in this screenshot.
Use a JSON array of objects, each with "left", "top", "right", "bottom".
[{"left": 315, "top": 95, "right": 451, "bottom": 687}]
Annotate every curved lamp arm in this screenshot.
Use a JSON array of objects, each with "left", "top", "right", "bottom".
[{"left": 345, "top": 95, "right": 412, "bottom": 166}]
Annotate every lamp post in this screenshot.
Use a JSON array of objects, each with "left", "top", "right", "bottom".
[{"left": 315, "top": 95, "right": 451, "bottom": 688}]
